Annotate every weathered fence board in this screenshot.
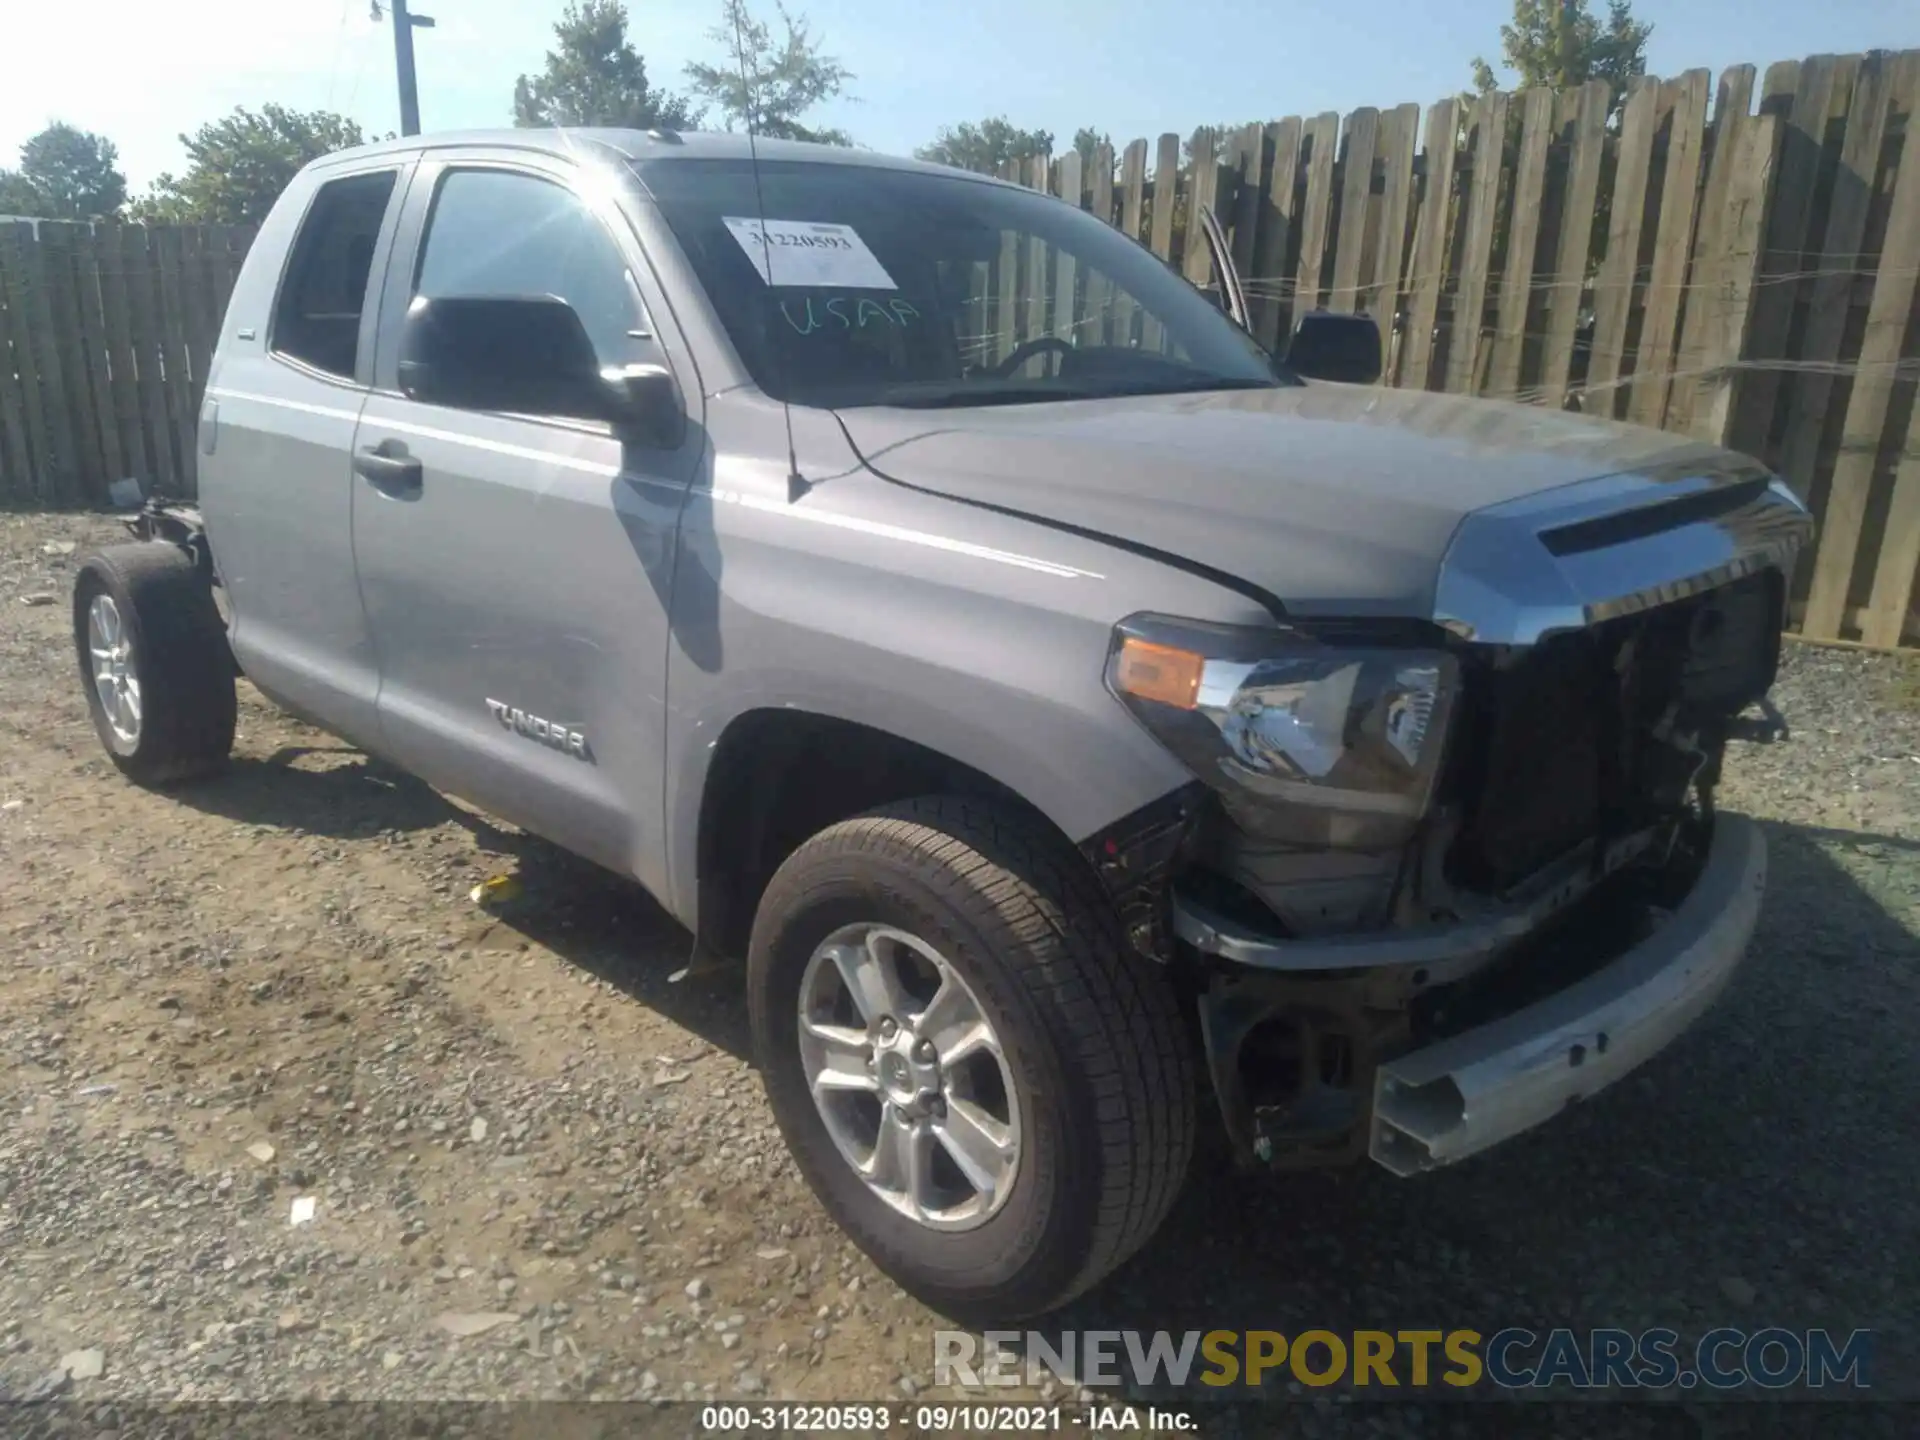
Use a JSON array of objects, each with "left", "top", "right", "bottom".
[
  {"left": 125, "top": 224, "right": 180, "bottom": 496},
  {"left": 0, "top": 228, "right": 36, "bottom": 492},
  {"left": 1804, "top": 54, "right": 1920, "bottom": 643},
  {"left": 1452, "top": 92, "right": 1510, "bottom": 396},
  {"left": 1142, "top": 133, "right": 1180, "bottom": 354},
  {"left": 71, "top": 225, "right": 123, "bottom": 485},
  {"left": 1328, "top": 107, "right": 1378, "bottom": 313},
  {"left": 1182, "top": 127, "right": 1219, "bottom": 288},
  {"left": 1539, "top": 80, "right": 1609, "bottom": 406},
  {"left": 1226, "top": 122, "right": 1265, "bottom": 283},
  {"left": 1489, "top": 87, "right": 1553, "bottom": 400},
  {"left": 1148, "top": 133, "right": 1180, "bottom": 261},
  {"left": 97, "top": 223, "right": 148, "bottom": 483},
  {"left": 1866, "top": 403, "right": 1920, "bottom": 650},
  {"left": 1667, "top": 64, "right": 1758, "bottom": 435},
  {"left": 1086, "top": 144, "right": 1115, "bottom": 347},
  {"left": 1250, "top": 116, "right": 1303, "bottom": 350},
  {"left": 1731, "top": 57, "right": 1836, "bottom": 454},
  {"left": 1369, "top": 103, "right": 1420, "bottom": 372},
  {"left": 1053, "top": 150, "right": 1083, "bottom": 343},
  {"left": 42, "top": 224, "right": 102, "bottom": 490},
  {"left": 1628, "top": 70, "right": 1710, "bottom": 430},
  {"left": 1295, "top": 112, "right": 1339, "bottom": 315},
  {"left": 1114, "top": 139, "right": 1149, "bottom": 347},
  {"left": 153, "top": 226, "right": 197, "bottom": 491},
  {"left": 1772, "top": 54, "right": 1898, "bottom": 525},
  {"left": 1587, "top": 80, "right": 1661, "bottom": 416},
  {"left": 10, "top": 222, "right": 70, "bottom": 500},
  {"left": 1683, "top": 112, "right": 1781, "bottom": 447},
  {"left": 1400, "top": 98, "right": 1460, "bottom": 393}
]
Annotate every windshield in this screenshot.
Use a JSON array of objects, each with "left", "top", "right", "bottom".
[{"left": 635, "top": 157, "right": 1283, "bottom": 409}]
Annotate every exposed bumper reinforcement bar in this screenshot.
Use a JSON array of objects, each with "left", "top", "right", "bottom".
[
  {"left": 1170, "top": 827, "right": 1659, "bottom": 982},
  {"left": 1368, "top": 815, "right": 1765, "bottom": 1176}
]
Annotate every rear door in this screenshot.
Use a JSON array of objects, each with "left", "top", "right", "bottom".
[
  {"left": 350, "top": 151, "right": 704, "bottom": 894},
  {"left": 202, "top": 162, "right": 411, "bottom": 740}
]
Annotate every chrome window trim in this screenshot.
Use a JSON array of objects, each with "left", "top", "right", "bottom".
[{"left": 1432, "top": 465, "right": 1814, "bottom": 645}]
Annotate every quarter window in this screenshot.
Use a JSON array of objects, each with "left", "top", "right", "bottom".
[
  {"left": 413, "top": 169, "right": 649, "bottom": 371},
  {"left": 271, "top": 169, "right": 398, "bottom": 380}
]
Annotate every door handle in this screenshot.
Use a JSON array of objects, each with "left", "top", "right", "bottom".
[{"left": 354, "top": 441, "right": 423, "bottom": 496}]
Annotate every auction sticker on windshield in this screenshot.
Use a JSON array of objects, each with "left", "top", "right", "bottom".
[{"left": 724, "top": 217, "right": 898, "bottom": 289}]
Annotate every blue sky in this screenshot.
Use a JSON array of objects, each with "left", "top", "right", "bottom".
[{"left": 6, "top": 0, "right": 1916, "bottom": 192}]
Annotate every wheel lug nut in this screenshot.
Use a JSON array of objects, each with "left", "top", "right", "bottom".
[
  {"left": 878, "top": 1018, "right": 897, "bottom": 1040},
  {"left": 914, "top": 1040, "right": 936, "bottom": 1063}
]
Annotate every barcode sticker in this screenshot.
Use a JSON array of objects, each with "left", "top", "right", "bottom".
[{"left": 723, "top": 217, "right": 897, "bottom": 289}]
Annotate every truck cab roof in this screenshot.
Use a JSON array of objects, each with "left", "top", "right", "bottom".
[{"left": 307, "top": 127, "right": 1003, "bottom": 186}]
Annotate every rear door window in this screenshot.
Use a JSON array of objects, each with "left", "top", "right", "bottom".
[{"left": 271, "top": 169, "right": 399, "bottom": 381}]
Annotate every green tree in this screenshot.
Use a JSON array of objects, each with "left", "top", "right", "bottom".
[
  {"left": 1470, "top": 0, "right": 1652, "bottom": 113},
  {"left": 131, "top": 105, "right": 367, "bottom": 227},
  {"left": 513, "top": 0, "right": 703, "bottom": 131},
  {"left": 0, "top": 172, "right": 37, "bottom": 215},
  {"left": 686, "top": 0, "right": 853, "bottom": 145},
  {"left": 0, "top": 122, "right": 127, "bottom": 219},
  {"left": 1072, "top": 127, "right": 1113, "bottom": 171},
  {"left": 915, "top": 117, "right": 1052, "bottom": 173}
]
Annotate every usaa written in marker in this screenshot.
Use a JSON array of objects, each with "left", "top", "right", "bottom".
[{"left": 779, "top": 295, "right": 923, "bottom": 335}]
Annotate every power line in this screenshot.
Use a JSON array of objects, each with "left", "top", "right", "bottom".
[{"left": 324, "top": 0, "right": 352, "bottom": 113}]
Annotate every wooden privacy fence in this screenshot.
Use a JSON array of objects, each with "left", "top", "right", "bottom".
[
  {"left": 1, "top": 49, "right": 1917, "bottom": 649},
  {"left": 0, "top": 219, "right": 251, "bottom": 510},
  {"left": 973, "top": 49, "right": 1920, "bottom": 650}
]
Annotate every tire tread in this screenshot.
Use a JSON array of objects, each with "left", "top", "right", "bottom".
[
  {"left": 757, "top": 795, "right": 1195, "bottom": 1311},
  {"left": 74, "top": 543, "right": 236, "bottom": 785}
]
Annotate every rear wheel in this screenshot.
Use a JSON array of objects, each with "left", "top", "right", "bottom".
[
  {"left": 748, "top": 795, "right": 1196, "bottom": 1318},
  {"left": 73, "top": 544, "right": 236, "bottom": 786}
]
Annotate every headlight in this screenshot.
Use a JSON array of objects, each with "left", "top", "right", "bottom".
[{"left": 1105, "top": 614, "right": 1459, "bottom": 845}]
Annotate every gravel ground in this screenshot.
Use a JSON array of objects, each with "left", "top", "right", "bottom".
[{"left": 1, "top": 509, "right": 1916, "bottom": 1436}]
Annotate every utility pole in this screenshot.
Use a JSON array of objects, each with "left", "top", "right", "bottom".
[{"left": 381, "top": 0, "right": 436, "bottom": 137}]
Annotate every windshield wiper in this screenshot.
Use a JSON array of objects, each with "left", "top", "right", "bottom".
[
  {"left": 870, "top": 384, "right": 1107, "bottom": 410},
  {"left": 863, "top": 374, "right": 1283, "bottom": 410},
  {"left": 1101, "top": 376, "right": 1281, "bottom": 397}
]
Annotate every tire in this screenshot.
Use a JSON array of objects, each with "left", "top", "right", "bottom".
[
  {"left": 72, "top": 543, "right": 236, "bottom": 786},
  {"left": 748, "top": 795, "right": 1196, "bottom": 1319}
]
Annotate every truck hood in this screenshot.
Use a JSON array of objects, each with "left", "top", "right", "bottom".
[{"left": 834, "top": 384, "right": 1763, "bottom": 618}]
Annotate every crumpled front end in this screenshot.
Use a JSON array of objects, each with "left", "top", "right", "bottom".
[
  {"left": 1101, "top": 462, "right": 1812, "bottom": 1173},
  {"left": 1370, "top": 813, "right": 1765, "bottom": 1175}
]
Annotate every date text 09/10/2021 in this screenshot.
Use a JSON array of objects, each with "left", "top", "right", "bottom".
[{"left": 698, "top": 1404, "right": 1196, "bottom": 1433}]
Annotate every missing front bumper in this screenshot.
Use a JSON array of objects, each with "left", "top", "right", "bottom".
[{"left": 1369, "top": 814, "right": 1765, "bottom": 1175}]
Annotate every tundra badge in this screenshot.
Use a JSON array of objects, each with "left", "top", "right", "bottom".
[{"left": 485, "top": 699, "right": 591, "bottom": 760}]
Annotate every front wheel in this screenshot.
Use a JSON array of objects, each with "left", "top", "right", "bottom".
[{"left": 748, "top": 796, "right": 1196, "bottom": 1319}]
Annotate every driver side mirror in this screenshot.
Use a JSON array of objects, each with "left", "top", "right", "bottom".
[
  {"left": 398, "top": 295, "right": 684, "bottom": 447},
  {"left": 604, "top": 363, "right": 686, "bottom": 450},
  {"left": 1284, "top": 310, "right": 1383, "bottom": 385}
]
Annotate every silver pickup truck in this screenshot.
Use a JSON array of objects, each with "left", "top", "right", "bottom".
[{"left": 71, "top": 128, "right": 1811, "bottom": 1319}]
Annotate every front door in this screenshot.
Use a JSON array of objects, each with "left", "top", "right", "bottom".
[{"left": 350, "top": 155, "right": 703, "bottom": 897}]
